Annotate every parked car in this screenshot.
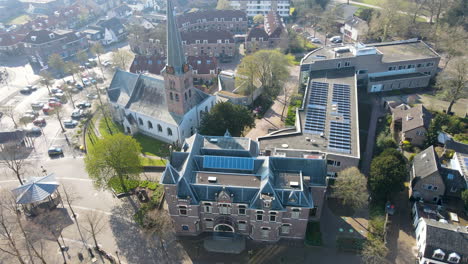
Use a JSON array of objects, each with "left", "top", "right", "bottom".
[
  {"left": 308, "top": 37, "right": 321, "bottom": 43},
  {"left": 53, "top": 92, "right": 65, "bottom": 99},
  {"left": 63, "top": 119, "right": 78, "bottom": 128},
  {"left": 26, "top": 85, "right": 38, "bottom": 91},
  {"left": 31, "top": 102, "right": 44, "bottom": 110},
  {"left": 77, "top": 101, "right": 91, "bottom": 109},
  {"left": 51, "top": 88, "right": 63, "bottom": 94},
  {"left": 87, "top": 93, "right": 98, "bottom": 100},
  {"left": 20, "top": 87, "right": 32, "bottom": 94},
  {"left": 24, "top": 127, "right": 42, "bottom": 136},
  {"left": 48, "top": 147, "right": 63, "bottom": 157},
  {"left": 21, "top": 114, "right": 35, "bottom": 123},
  {"left": 33, "top": 118, "right": 46, "bottom": 126},
  {"left": 24, "top": 110, "right": 39, "bottom": 118},
  {"left": 71, "top": 109, "right": 83, "bottom": 119},
  {"left": 329, "top": 36, "right": 342, "bottom": 43},
  {"left": 75, "top": 84, "right": 84, "bottom": 90},
  {"left": 49, "top": 101, "right": 62, "bottom": 107},
  {"left": 83, "top": 78, "right": 91, "bottom": 86},
  {"left": 71, "top": 87, "right": 80, "bottom": 93},
  {"left": 42, "top": 105, "right": 54, "bottom": 114},
  {"left": 66, "top": 80, "right": 76, "bottom": 85}
]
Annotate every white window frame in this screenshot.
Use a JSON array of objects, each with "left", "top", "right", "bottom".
[
  {"left": 269, "top": 212, "right": 277, "bottom": 222},
  {"left": 256, "top": 210, "right": 264, "bottom": 221},
  {"left": 291, "top": 208, "right": 301, "bottom": 219},
  {"left": 281, "top": 224, "right": 291, "bottom": 234},
  {"left": 432, "top": 249, "right": 445, "bottom": 260},
  {"left": 260, "top": 227, "right": 270, "bottom": 238},
  {"left": 205, "top": 218, "right": 214, "bottom": 228},
  {"left": 238, "top": 220, "right": 247, "bottom": 231},
  {"left": 218, "top": 203, "right": 231, "bottom": 215},
  {"left": 203, "top": 202, "right": 213, "bottom": 213},
  {"left": 238, "top": 204, "right": 247, "bottom": 215},
  {"left": 178, "top": 205, "right": 188, "bottom": 216}
]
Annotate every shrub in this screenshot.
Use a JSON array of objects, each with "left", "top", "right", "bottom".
[
  {"left": 408, "top": 153, "right": 416, "bottom": 162},
  {"left": 376, "top": 131, "right": 397, "bottom": 153},
  {"left": 402, "top": 141, "right": 412, "bottom": 151},
  {"left": 285, "top": 99, "right": 302, "bottom": 126},
  {"left": 139, "top": 180, "right": 149, "bottom": 188},
  {"left": 147, "top": 182, "right": 159, "bottom": 190}
]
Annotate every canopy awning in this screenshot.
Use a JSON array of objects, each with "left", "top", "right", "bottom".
[{"left": 11, "top": 174, "right": 60, "bottom": 204}]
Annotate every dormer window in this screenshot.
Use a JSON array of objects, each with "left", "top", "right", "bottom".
[
  {"left": 178, "top": 205, "right": 187, "bottom": 215},
  {"left": 217, "top": 39, "right": 222, "bottom": 44},
  {"left": 432, "top": 249, "right": 445, "bottom": 260},
  {"left": 203, "top": 40, "right": 208, "bottom": 44},
  {"left": 225, "top": 39, "right": 230, "bottom": 43},
  {"left": 31, "top": 36, "right": 37, "bottom": 41},
  {"left": 49, "top": 33, "right": 55, "bottom": 39},
  {"left": 214, "top": 18, "right": 218, "bottom": 22},
  {"left": 232, "top": 18, "right": 236, "bottom": 22},
  {"left": 448, "top": 252, "right": 460, "bottom": 263},
  {"left": 182, "top": 40, "right": 187, "bottom": 45},
  {"left": 263, "top": 200, "right": 271, "bottom": 208},
  {"left": 196, "top": 40, "right": 200, "bottom": 44}
]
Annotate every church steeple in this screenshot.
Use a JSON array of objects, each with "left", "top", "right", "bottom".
[{"left": 165, "top": 0, "right": 186, "bottom": 75}]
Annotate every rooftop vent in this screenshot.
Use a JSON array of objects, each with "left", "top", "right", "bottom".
[
  {"left": 208, "top": 176, "right": 217, "bottom": 183},
  {"left": 31, "top": 36, "right": 37, "bottom": 41},
  {"left": 305, "top": 137, "right": 310, "bottom": 141},
  {"left": 281, "top": 144, "right": 289, "bottom": 148},
  {"left": 209, "top": 138, "right": 218, "bottom": 143},
  {"left": 289, "top": 181, "right": 299, "bottom": 188}
]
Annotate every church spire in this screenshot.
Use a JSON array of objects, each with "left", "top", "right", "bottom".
[{"left": 166, "top": 0, "right": 186, "bottom": 75}]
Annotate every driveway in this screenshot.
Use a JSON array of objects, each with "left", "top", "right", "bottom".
[{"left": 245, "top": 66, "right": 300, "bottom": 140}]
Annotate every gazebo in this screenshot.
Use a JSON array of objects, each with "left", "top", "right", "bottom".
[{"left": 11, "top": 174, "right": 62, "bottom": 216}]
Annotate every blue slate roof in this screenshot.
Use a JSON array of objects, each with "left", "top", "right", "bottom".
[{"left": 160, "top": 133, "right": 327, "bottom": 208}]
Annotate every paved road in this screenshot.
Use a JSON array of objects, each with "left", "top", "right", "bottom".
[{"left": 361, "top": 97, "right": 385, "bottom": 176}]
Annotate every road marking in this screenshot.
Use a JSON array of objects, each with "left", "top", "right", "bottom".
[
  {"left": 0, "top": 179, "right": 18, "bottom": 184},
  {"left": 72, "top": 205, "right": 112, "bottom": 216},
  {"left": 57, "top": 177, "right": 92, "bottom": 182}
]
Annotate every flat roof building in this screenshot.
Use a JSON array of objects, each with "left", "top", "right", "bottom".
[
  {"left": 258, "top": 68, "right": 359, "bottom": 176},
  {"left": 301, "top": 39, "right": 440, "bottom": 93}
]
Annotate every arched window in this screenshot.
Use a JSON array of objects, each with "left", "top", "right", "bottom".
[
  {"left": 184, "top": 93, "right": 188, "bottom": 101},
  {"left": 205, "top": 106, "right": 208, "bottom": 112},
  {"left": 138, "top": 118, "right": 143, "bottom": 126},
  {"left": 175, "top": 94, "right": 179, "bottom": 102},
  {"left": 157, "top": 124, "right": 162, "bottom": 132},
  {"left": 170, "top": 92, "right": 174, "bottom": 100},
  {"left": 167, "top": 128, "right": 173, "bottom": 136},
  {"left": 189, "top": 89, "right": 192, "bottom": 97},
  {"left": 147, "top": 121, "right": 153, "bottom": 129}
]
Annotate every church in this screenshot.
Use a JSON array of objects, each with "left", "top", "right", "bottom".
[{"left": 107, "top": 0, "right": 216, "bottom": 146}]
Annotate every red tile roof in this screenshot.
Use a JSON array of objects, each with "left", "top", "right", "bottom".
[
  {"left": 181, "top": 30, "right": 234, "bottom": 44},
  {"left": 0, "top": 33, "right": 25, "bottom": 47}
]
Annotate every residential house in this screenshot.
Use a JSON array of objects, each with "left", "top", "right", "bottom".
[
  {"left": 229, "top": 0, "right": 290, "bottom": 18},
  {"left": 160, "top": 133, "right": 327, "bottom": 241},
  {"left": 415, "top": 218, "right": 468, "bottom": 264},
  {"left": 22, "top": 29, "right": 88, "bottom": 67},
  {"left": 449, "top": 141, "right": 468, "bottom": 182},
  {"left": 258, "top": 68, "right": 360, "bottom": 176},
  {"left": 340, "top": 16, "right": 369, "bottom": 42},
  {"left": 107, "top": 4, "right": 132, "bottom": 18},
  {"left": 106, "top": 0, "right": 216, "bottom": 145},
  {"left": 181, "top": 30, "right": 235, "bottom": 61},
  {"left": 392, "top": 104, "right": 432, "bottom": 146},
  {"left": 129, "top": 55, "right": 218, "bottom": 83},
  {"left": 245, "top": 11, "right": 287, "bottom": 53},
  {"left": 177, "top": 10, "right": 248, "bottom": 34},
  {"left": 96, "top": 17, "right": 127, "bottom": 45},
  {"left": 410, "top": 146, "right": 466, "bottom": 203},
  {"left": 300, "top": 39, "right": 441, "bottom": 93},
  {"left": 0, "top": 32, "right": 24, "bottom": 56}
]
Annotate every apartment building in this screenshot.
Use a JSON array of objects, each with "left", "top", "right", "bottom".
[
  {"left": 181, "top": 30, "right": 236, "bottom": 60},
  {"left": 161, "top": 133, "right": 327, "bottom": 241},
  {"left": 22, "top": 29, "right": 88, "bottom": 66},
  {"left": 229, "top": 0, "right": 290, "bottom": 18},
  {"left": 300, "top": 39, "right": 440, "bottom": 93},
  {"left": 245, "top": 11, "right": 287, "bottom": 53},
  {"left": 177, "top": 10, "right": 248, "bottom": 34},
  {"left": 258, "top": 68, "right": 360, "bottom": 176}
]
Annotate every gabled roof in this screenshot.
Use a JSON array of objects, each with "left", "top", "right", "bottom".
[
  {"left": 264, "top": 11, "right": 285, "bottom": 38},
  {"left": 11, "top": 174, "right": 59, "bottom": 204},
  {"left": 413, "top": 146, "right": 440, "bottom": 179},
  {"left": 422, "top": 218, "right": 468, "bottom": 262},
  {"left": 0, "top": 130, "right": 26, "bottom": 144},
  {"left": 161, "top": 164, "right": 180, "bottom": 184},
  {"left": 246, "top": 26, "right": 269, "bottom": 41},
  {"left": 393, "top": 104, "right": 432, "bottom": 132},
  {"left": 344, "top": 16, "right": 368, "bottom": 30},
  {"left": 96, "top": 17, "right": 125, "bottom": 35}
]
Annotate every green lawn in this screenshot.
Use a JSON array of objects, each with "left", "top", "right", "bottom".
[
  {"left": 353, "top": 0, "right": 380, "bottom": 5},
  {"left": 8, "top": 14, "right": 31, "bottom": 25}
]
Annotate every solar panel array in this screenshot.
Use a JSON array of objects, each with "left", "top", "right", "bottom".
[
  {"left": 332, "top": 84, "right": 351, "bottom": 120},
  {"left": 203, "top": 156, "right": 254, "bottom": 171},
  {"left": 328, "top": 83, "right": 352, "bottom": 153},
  {"left": 304, "top": 82, "right": 329, "bottom": 134},
  {"left": 328, "top": 121, "right": 351, "bottom": 153}
]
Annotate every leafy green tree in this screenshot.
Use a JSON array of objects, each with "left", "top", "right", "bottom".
[
  {"left": 216, "top": 0, "right": 232, "bottom": 10},
  {"left": 65, "top": 62, "right": 79, "bottom": 83},
  {"left": 443, "top": 0, "right": 468, "bottom": 30},
  {"left": 375, "top": 131, "right": 397, "bottom": 154},
  {"left": 424, "top": 114, "right": 445, "bottom": 147},
  {"left": 253, "top": 50, "right": 290, "bottom": 98},
  {"left": 435, "top": 58, "right": 468, "bottom": 114},
  {"left": 332, "top": 167, "right": 368, "bottom": 210},
  {"left": 85, "top": 133, "right": 142, "bottom": 192},
  {"left": 199, "top": 102, "right": 255, "bottom": 137},
  {"left": 462, "top": 189, "right": 468, "bottom": 210},
  {"left": 48, "top": 54, "right": 66, "bottom": 77},
  {"left": 253, "top": 14, "right": 264, "bottom": 24},
  {"left": 369, "top": 149, "right": 407, "bottom": 201},
  {"left": 236, "top": 54, "right": 260, "bottom": 102}
]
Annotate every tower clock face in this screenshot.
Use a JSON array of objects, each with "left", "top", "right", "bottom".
[
  {"left": 183, "top": 64, "right": 189, "bottom": 73},
  {"left": 166, "top": 66, "right": 174, "bottom": 74}
]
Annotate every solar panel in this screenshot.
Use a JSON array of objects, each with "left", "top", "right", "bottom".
[
  {"left": 328, "top": 121, "right": 351, "bottom": 153},
  {"left": 332, "top": 84, "right": 351, "bottom": 120},
  {"left": 304, "top": 82, "right": 329, "bottom": 134},
  {"left": 203, "top": 156, "right": 254, "bottom": 171}
]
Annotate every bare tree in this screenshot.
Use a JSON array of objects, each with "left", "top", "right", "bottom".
[
  {"left": 39, "top": 71, "right": 54, "bottom": 95},
  {"left": 0, "top": 197, "right": 26, "bottom": 264},
  {"left": 82, "top": 211, "right": 105, "bottom": 250},
  {"left": 332, "top": 167, "right": 369, "bottom": 210},
  {"left": 50, "top": 107, "right": 66, "bottom": 133},
  {"left": 111, "top": 49, "right": 133, "bottom": 70},
  {"left": 1, "top": 106, "right": 19, "bottom": 129},
  {"left": 60, "top": 185, "right": 77, "bottom": 219},
  {"left": 90, "top": 43, "right": 106, "bottom": 78},
  {"left": 361, "top": 237, "right": 389, "bottom": 264},
  {"left": 143, "top": 210, "right": 173, "bottom": 259},
  {"left": 436, "top": 58, "right": 468, "bottom": 114},
  {"left": 0, "top": 142, "right": 30, "bottom": 185}
]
